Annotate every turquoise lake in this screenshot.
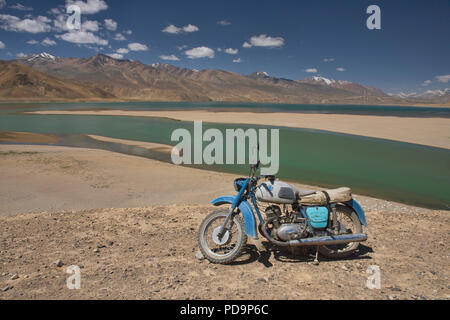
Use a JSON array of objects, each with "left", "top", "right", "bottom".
[{"left": 0, "top": 102, "right": 449, "bottom": 209}]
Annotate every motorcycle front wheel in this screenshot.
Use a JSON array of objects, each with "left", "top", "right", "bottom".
[{"left": 198, "top": 209, "right": 247, "bottom": 264}]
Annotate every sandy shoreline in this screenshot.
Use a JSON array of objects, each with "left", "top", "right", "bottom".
[{"left": 30, "top": 110, "right": 450, "bottom": 149}]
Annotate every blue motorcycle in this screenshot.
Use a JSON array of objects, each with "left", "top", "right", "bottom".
[{"left": 198, "top": 162, "right": 368, "bottom": 264}]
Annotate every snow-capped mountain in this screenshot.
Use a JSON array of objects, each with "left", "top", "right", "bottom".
[
  {"left": 25, "top": 52, "right": 57, "bottom": 62},
  {"left": 389, "top": 89, "right": 450, "bottom": 102},
  {"left": 248, "top": 71, "right": 270, "bottom": 79},
  {"left": 7, "top": 53, "right": 420, "bottom": 104},
  {"left": 298, "top": 77, "right": 386, "bottom": 97}
]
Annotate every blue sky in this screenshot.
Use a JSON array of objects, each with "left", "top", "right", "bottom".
[{"left": 0, "top": 0, "right": 449, "bottom": 94}]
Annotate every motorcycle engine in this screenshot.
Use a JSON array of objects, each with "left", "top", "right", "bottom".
[{"left": 265, "top": 206, "right": 308, "bottom": 241}]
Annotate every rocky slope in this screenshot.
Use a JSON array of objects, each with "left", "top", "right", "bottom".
[
  {"left": 7, "top": 53, "right": 420, "bottom": 105},
  {"left": 0, "top": 60, "right": 114, "bottom": 100}
]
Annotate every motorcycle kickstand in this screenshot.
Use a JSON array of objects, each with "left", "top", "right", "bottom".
[{"left": 313, "top": 246, "right": 320, "bottom": 265}]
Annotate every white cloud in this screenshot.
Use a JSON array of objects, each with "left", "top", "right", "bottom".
[
  {"left": 113, "top": 33, "right": 126, "bottom": 41},
  {"left": 53, "top": 14, "right": 69, "bottom": 32},
  {"left": 243, "top": 34, "right": 285, "bottom": 48},
  {"left": 0, "top": 40, "right": 5, "bottom": 49},
  {"left": 233, "top": 58, "right": 242, "bottom": 63},
  {"left": 304, "top": 68, "right": 318, "bottom": 73},
  {"left": 177, "top": 45, "right": 188, "bottom": 51},
  {"left": 224, "top": 48, "right": 238, "bottom": 55},
  {"left": 0, "top": 14, "right": 52, "bottom": 33},
  {"left": 422, "top": 80, "right": 432, "bottom": 87},
  {"left": 9, "top": 3, "right": 33, "bottom": 11},
  {"left": 107, "top": 53, "right": 123, "bottom": 59},
  {"left": 57, "top": 31, "right": 108, "bottom": 45},
  {"left": 128, "top": 42, "right": 148, "bottom": 51},
  {"left": 217, "top": 20, "right": 231, "bottom": 26},
  {"left": 16, "top": 52, "right": 26, "bottom": 57},
  {"left": 0, "top": 0, "right": 6, "bottom": 9},
  {"left": 336, "top": 67, "right": 345, "bottom": 72},
  {"left": 41, "top": 37, "right": 56, "bottom": 46},
  {"left": 185, "top": 46, "right": 214, "bottom": 59},
  {"left": 116, "top": 48, "right": 129, "bottom": 54},
  {"left": 183, "top": 24, "right": 198, "bottom": 33},
  {"left": 82, "top": 20, "right": 99, "bottom": 32},
  {"left": 26, "top": 39, "right": 38, "bottom": 45},
  {"left": 104, "top": 19, "right": 117, "bottom": 31},
  {"left": 162, "top": 24, "right": 180, "bottom": 34},
  {"left": 435, "top": 75, "right": 450, "bottom": 83},
  {"left": 324, "top": 58, "right": 335, "bottom": 62},
  {"left": 65, "top": 0, "right": 108, "bottom": 15},
  {"left": 124, "top": 29, "right": 132, "bottom": 35},
  {"left": 159, "top": 54, "right": 180, "bottom": 61},
  {"left": 162, "top": 24, "right": 199, "bottom": 34}
]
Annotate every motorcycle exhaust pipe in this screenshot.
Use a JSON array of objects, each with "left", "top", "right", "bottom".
[
  {"left": 260, "top": 225, "right": 367, "bottom": 247},
  {"left": 287, "top": 233, "right": 367, "bottom": 247}
]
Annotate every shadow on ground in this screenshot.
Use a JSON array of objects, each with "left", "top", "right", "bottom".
[{"left": 228, "top": 243, "right": 374, "bottom": 268}]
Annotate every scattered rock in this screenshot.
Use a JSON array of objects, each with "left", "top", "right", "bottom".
[
  {"left": 55, "top": 260, "right": 64, "bottom": 267},
  {"left": 1, "top": 285, "right": 13, "bottom": 292},
  {"left": 93, "top": 248, "right": 100, "bottom": 253},
  {"left": 195, "top": 251, "right": 205, "bottom": 260},
  {"left": 10, "top": 274, "right": 19, "bottom": 280},
  {"left": 257, "top": 278, "right": 267, "bottom": 283},
  {"left": 388, "top": 294, "right": 397, "bottom": 300}
]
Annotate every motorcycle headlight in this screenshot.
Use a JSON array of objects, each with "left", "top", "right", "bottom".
[{"left": 234, "top": 178, "right": 245, "bottom": 192}]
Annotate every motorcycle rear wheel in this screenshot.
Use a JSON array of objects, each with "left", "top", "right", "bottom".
[
  {"left": 319, "top": 205, "right": 363, "bottom": 259},
  {"left": 198, "top": 209, "right": 247, "bottom": 264}
]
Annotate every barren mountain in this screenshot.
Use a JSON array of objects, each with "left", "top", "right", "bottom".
[
  {"left": 297, "top": 76, "right": 387, "bottom": 97},
  {"left": 6, "top": 53, "right": 433, "bottom": 105},
  {"left": 389, "top": 89, "right": 450, "bottom": 104},
  {"left": 0, "top": 60, "right": 114, "bottom": 100}
]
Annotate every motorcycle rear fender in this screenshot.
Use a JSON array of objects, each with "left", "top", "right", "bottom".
[
  {"left": 211, "top": 196, "right": 258, "bottom": 239},
  {"left": 344, "top": 199, "right": 368, "bottom": 227}
]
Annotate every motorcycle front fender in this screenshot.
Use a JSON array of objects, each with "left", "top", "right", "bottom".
[
  {"left": 211, "top": 196, "right": 258, "bottom": 239},
  {"left": 344, "top": 199, "right": 368, "bottom": 227}
]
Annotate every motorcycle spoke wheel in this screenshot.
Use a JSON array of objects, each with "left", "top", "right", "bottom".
[
  {"left": 198, "top": 209, "right": 247, "bottom": 264},
  {"left": 319, "top": 205, "right": 363, "bottom": 259}
]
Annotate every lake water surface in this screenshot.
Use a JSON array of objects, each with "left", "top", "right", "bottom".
[{"left": 1, "top": 102, "right": 449, "bottom": 209}]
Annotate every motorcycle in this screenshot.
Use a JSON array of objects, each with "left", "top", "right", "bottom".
[{"left": 198, "top": 161, "right": 368, "bottom": 264}]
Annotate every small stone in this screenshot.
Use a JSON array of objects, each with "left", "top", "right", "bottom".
[
  {"left": 1, "top": 285, "right": 12, "bottom": 292},
  {"left": 257, "top": 278, "right": 267, "bottom": 283},
  {"left": 93, "top": 248, "right": 100, "bottom": 253},
  {"left": 10, "top": 274, "right": 19, "bottom": 280},
  {"left": 341, "top": 265, "right": 349, "bottom": 271},
  {"left": 55, "top": 260, "right": 64, "bottom": 267},
  {"left": 388, "top": 294, "right": 397, "bottom": 300},
  {"left": 195, "top": 251, "right": 205, "bottom": 260}
]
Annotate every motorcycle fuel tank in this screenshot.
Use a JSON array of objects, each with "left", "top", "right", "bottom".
[{"left": 255, "top": 180, "right": 296, "bottom": 204}]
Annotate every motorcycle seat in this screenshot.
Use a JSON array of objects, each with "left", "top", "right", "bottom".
[
  {"left": 298, "top": 187, "right": 353, "bottom": 205},
  {"left": 295, "top": 189, "right": 317, "bottom": 199}
]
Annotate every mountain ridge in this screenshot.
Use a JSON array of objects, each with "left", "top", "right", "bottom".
[{"left": 1, "top": 53, "right": 447, "bottom": 105}]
